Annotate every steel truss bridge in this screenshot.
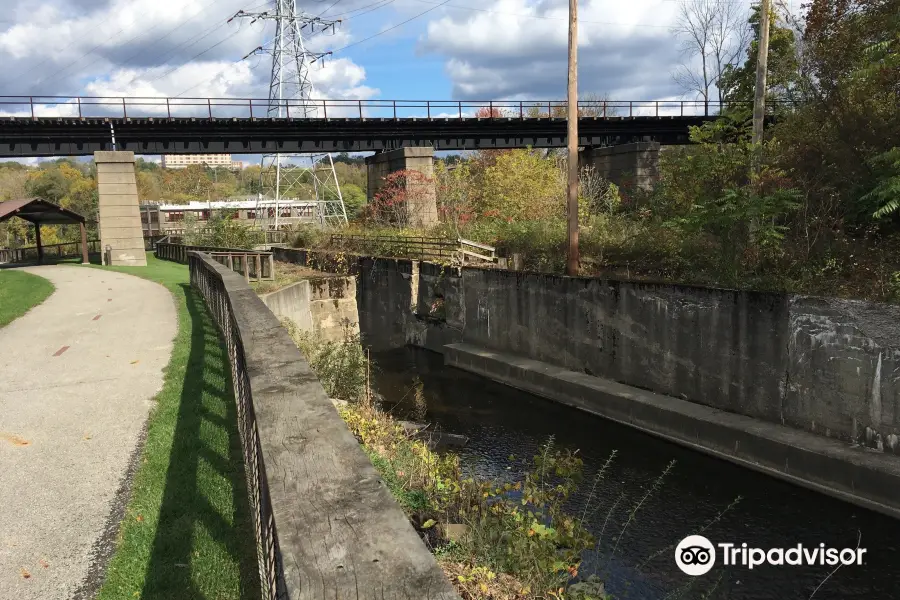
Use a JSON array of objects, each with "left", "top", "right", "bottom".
[{"left": 0, "top": 96, "right": 769, "bottom": 157}]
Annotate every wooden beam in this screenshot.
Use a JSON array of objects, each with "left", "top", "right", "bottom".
[
  {"left": 34, "top": 222, "right": 43, "bottom": 264},
  {"left": 80, "top": 222, "right": 90, "bottom": 264}
]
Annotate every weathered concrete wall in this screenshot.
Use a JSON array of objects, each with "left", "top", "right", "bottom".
[
  {"left": 259, "top": 275, "right": 359, "bottom": 342},
  {"left": 445, "top": 343, "right": 900, "bottom": 519},
  {"left": 579, "top": 142, "right": 660, "bottom": 192},
  {"left": 365, "top": 147, "right": 438, "bottom": 226},
  {"left": 95, "top": 151, "right": 147, "bottom": 266},
  {"left": 272, "top": 248, "right": 900, "bottom": 456},
  {"left": 785, "top": 297, "right": 900, "bottom": 452},
  {"left": 455, "top": 268, "right": 900, "bottom": 454}
]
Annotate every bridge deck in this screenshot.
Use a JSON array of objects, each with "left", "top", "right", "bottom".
[{"left": 0, "top": 114, "right": 715, "bottom": 156}]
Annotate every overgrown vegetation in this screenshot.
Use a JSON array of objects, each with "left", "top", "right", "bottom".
[
  {"left": 182, "top": 209, "right": 266, "bottom": 249},
  {"left": 284, "top": 325, "right": 616, "bottom": 600},
  {"left": 0, "top": 154, "right": 369, "bottom": 251},
  {"left": 0, "top": 270, "right": 54, "bottom": 327},
  {"left": 289, "top": 0, "right": 900, "bottom": 303}
]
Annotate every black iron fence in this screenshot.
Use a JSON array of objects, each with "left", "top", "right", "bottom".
[
  {"left": 0, "top": 239, "right": 100, "bottom": 264},
  {"left": 189, "top": 253, "right": 282, "bottom": 597}
]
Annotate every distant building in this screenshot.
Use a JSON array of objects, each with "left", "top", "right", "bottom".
[
  {"left": 139, "top": 199, "right": 319, "bottom": 235},
  {"left": 161, "top": 154, "right": 243, "bottom": 170}
]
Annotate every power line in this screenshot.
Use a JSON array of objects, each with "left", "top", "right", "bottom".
[
  {"left": 327, "top": 0, "right": 397, "bottom": 19},
  {"left": 27, "top": 18, "right": 136, "bottom": 92},
  {"left": 318, "top": 0, "right": 345, "bottom": 16},
  {"left": 331, "top": 0, "right": 453, "bottom": 53},
  {"left": 406, "top": 0, "right": 681, "bottom": 28},
  {"left": 7, "top": 13, "right": 116, "bottom": 84},
  {"left": 143, "top": 25, "right": 249, "bottom": 88}
]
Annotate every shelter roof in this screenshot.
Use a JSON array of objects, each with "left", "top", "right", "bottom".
[{"left": 0, "top": 198, "right": 86, "bottom": 225}]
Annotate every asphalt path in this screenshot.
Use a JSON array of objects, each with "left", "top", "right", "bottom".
[{"left": 0, "top": 265, "right": 175, "bottom": 599}]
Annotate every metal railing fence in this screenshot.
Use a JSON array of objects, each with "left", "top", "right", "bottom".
[{"left": 0, "top": 95, "right": 791, "bottom": 120}]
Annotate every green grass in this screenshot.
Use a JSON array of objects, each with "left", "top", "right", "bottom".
[
  {"left": 0, "top": 270, "right": 55, "bottom": 327},
  {"left": 89, "top": 253, "right": 260, "bottom": 600}
]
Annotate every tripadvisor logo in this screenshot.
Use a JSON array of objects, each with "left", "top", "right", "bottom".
[{"left": 675, "top": 535, "right": 867, "bottom": 576}]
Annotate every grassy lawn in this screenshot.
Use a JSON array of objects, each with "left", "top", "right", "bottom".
[
  {"left": 0, "top": 270, "right": 54, "bottom": 328},
  {"left": 89, "top": 254, "right": 260, "bottom": 600}
]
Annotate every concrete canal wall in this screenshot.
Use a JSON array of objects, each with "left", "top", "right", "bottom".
[{"left": 272, "top": 247, "right": 900, "bottom": 517}]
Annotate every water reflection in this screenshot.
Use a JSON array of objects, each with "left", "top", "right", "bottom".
[{"left": 371, "top": 347, "right": 900, "bottom": 600}]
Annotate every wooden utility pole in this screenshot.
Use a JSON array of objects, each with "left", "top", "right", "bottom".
[
  {"left": 751, "top": 0, "right": 771, "bottom": 147},
  {"left": 566, "top": 0, "right": 579, "bottom": 276}
]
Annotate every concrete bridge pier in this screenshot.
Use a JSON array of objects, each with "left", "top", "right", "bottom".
[
  {"left": 365, "top": 147, "right": 438, "bottom": 227},
  {"left": 579, "top": 141, "right": 661, "bottom": 193},
  {"left": 95, "top": 151, "right": 147, "bottom": 266}
]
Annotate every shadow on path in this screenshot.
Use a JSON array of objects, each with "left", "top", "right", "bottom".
[{"left": 141, "top": 284, "right": 260, "bottom": 599}]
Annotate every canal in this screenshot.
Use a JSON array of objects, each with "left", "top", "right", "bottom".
[{"left": 371, "top": 347, "right": 900, "bottom": 600}]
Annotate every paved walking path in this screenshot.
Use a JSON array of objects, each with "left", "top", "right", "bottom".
[{"left": 0, "top": 265, "right": 176, "bottom": 600}]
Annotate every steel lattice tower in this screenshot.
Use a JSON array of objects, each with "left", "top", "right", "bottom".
[{"left": 232, "top": 3, "right": 348, "bottom": 228}]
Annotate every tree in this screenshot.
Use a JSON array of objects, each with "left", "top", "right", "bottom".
[
  {"left": 340, "top": 183, "right": 366, "bottom": 220},
  {"left": 774, "top": 0, "right": 899, "bottom": 225},
  {"left": 719, "top": 4, "right": 800, "bottom": 108},
  {"left": 25, "top": 169, "right": 69, "bottom": 203},
  {"left": 673, "top": 0, "right": 752, "bottom": 107},
  {"left": 365, "top": 170, "right": 434, "bottom": 227}
]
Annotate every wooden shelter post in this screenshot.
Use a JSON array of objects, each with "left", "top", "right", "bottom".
[
  {"left": 34, "top": 222, "right": 43, "bottom": 264},
  {"left": 80, "top": 222, "right": 90, "bottom": 264}
]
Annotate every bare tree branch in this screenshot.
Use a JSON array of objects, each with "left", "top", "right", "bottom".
[{"left": 672, "top": 0, "right": 751, "bottom": 105}]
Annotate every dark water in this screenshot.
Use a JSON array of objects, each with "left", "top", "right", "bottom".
[{"left": 370, "top": 347, "right": 900, "bottom": 600}]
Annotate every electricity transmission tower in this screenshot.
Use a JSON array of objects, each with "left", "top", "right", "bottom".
[{"left": 232, "top": 2, "right": 348, "bottom": 228}]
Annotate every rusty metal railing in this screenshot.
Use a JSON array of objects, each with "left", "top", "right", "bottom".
[
  {"left": 0, "top": 95, "right": 789, "bottom": 120},
  {"left": 156, "top": 242, "right": 274, "bottom": 281}
]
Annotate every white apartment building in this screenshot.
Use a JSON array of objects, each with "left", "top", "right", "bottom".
[{"left": 161, "top": 154, "right": 243, "bottom": 170}]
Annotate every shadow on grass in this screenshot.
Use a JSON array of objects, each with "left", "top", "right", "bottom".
[{"left": 141, "top": 284, "right": 260, "bottom": 599}]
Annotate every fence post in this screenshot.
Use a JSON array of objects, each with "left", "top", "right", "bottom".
[
  {"left": 30, "top": 97, "right": 35, "bottom": 120},
  {"left": 244, "top": 256, "right": 251, "bottom": 285},
  {"left": 167, "top": 98, "right": 171, "bottom": 119},
  {"left": 208, "top": 98, "right": 213, "bottom": 120},
  {"left": 268, "top": 254, "right": 275, "bottom": 280},
  {"left": 255, "top": 254, "right": 262, "bottom": 282},
  {"left": 77, "top": 97, "right": 82, "bottom": 118}
]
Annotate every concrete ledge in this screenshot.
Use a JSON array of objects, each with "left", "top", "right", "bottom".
[
  {"left": 191, "top": 253, "right": 458, "bottom": 599},
  {"left": 444, "top": 343, "right": 900, "bottom": 520}
]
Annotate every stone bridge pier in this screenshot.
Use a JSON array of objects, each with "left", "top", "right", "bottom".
[
  {"left": 365, "top": 147, "right": 438, "bottom": 227},
  {"left": 579, "top": 141, "right": 661, "bottom": 193}
]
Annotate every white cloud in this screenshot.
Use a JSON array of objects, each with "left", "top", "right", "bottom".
[
  {"left": 0, "top": 0, "right": 378, "bottom": 106},
  {"left": 419, "top": 0, "right": 746, "bottom": 101}
]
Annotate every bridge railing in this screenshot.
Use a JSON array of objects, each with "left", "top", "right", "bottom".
[
  {"left": 0, "top": 239, "right": 100, "bottom": 264},
  {"left": 161, "top": 228, "right": 288, "bottom": 245},
  {"left": 329, "top": 233, "right": 459, "bottom": 260},
  {"left": 0, "top": 95, "right": 791, "bottom": 120},
  {"left": 156, "top": 241, "right": 274, "bottom": 281},
  {"left": 188, "top": 251, "right": 459, "bottom": 599}
]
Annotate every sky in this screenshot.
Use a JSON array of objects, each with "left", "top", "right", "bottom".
[{"left": 0, "top": 0, "right": 760, "bottom": 161}]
